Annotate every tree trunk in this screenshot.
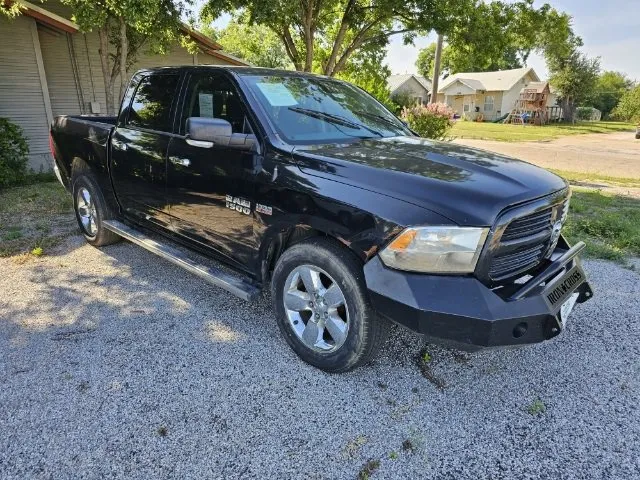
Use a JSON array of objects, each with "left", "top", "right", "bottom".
[
  {"left": 302, "top": 1, "right": 315, "bottom": 72},
  {"left": 118, "top": 16, "right": 128, "bottom": 107},
  {"left": 430, "top": 34, "right": 444, "bottom": 104},
  {"left": 97, "top": 24, "right": 114, "bottom": 115},
  {"left": 324, "top": 0, "right": 353, "bottom": 76},
  {"left": 561, "top": 97, "right": 574, "bottom": 122},
  {"left": 279, "top": 26, "right": 302, "bottom": 71}
]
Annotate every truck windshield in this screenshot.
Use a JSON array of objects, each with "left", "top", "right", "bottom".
[{"left": 240, "top": 74, "right": 411, "bottom": 144}]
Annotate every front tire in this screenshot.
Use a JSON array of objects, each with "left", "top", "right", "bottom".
[
  {"left": 72, "top": 173, "right": 120, "bottom": 247},
  {"left": 271, "top": 238, "right": 389, "bottom": 372}
]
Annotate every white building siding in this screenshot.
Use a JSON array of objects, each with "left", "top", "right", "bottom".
[
  {"left": 500, "top": 72, "right": 538, "bottom": 114},
  {"left": 38, "top": 25, "right": 83, "bottom": 116},
  {"left": 0, "top": 15, "right": 52, "bottom": 170}
]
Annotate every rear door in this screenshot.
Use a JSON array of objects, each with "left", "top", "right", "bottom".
[
  {"left": 166, "top": 71, "right": 259, "bottom": 270},
  {"left": 110, "top": 71, "right": 182, "bottom": 228}
]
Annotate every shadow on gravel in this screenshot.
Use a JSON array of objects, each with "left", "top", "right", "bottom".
[{"left": 2, "top": 234, "right": 638, "bottom": 479}]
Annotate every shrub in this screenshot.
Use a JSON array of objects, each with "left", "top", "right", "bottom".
[
  {"left": 612, "top": 85, "right": 640, "bottom": 123},
  {"left": 0, "top": 118, "right": 29, "bottom": 188},
  {"left": 400, "top": 103, "right": 454, "bottom": 139}
]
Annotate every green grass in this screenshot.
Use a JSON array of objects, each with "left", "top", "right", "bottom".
[
  {"left": 526, "top": 398, "right": 547, "bottom": 415},
  {"left": 0, "top": 181, "right": 72, "bottom": 215},
  {"left": 0, "top": 181, "right": 74, "bottom": 257},
  {"left": 550, "top": 170, "right": 640, "bottom": 188},
  {"left": 451, "top": 121, "right": 635, "bottom": 142},
  {"left": 564, "top": 190, "right": 640, "bottom": 262}
]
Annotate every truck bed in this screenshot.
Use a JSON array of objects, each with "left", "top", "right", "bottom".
[{"left": 50, "top": 115, "right": 117, "bottom": 191}]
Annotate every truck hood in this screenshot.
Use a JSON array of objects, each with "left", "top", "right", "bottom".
[{"left": 293, "top": 136, "right": 567, "bottom": 226}]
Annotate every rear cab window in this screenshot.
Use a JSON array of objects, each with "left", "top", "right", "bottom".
[{"left": 126, "top": 73, "right": 180, "bottom": 132}]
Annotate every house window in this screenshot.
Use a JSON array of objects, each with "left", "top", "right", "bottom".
[
  {"left": 463, "top": 103, "right": 470, "bottom": 112},
  {"left": 484, "top": 95, "right": 495, "bottom": 112},
  {"left": 413, "top": 96, "right": 423, "bottom": 105}
]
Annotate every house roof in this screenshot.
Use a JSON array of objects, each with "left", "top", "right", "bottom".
[
  {"left": 17, "top": 1, "right": 247, "bottom": 66},
  {"left": 388, "top": 74, "right": 432, "bottom": 94},
  {"left": 521, "top": 81, "right": 550, "bottom": 94},
  {"left": 439, "top": 67, "right": 540, "bottom": 93}
]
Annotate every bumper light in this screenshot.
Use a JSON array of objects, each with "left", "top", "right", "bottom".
[{"left": 380, "top": 226, "right": 488, "bottom": 274}]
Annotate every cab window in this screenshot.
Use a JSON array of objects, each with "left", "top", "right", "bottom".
[
  {"left": 127, "top": 74, "right": 180, "bottom": 132},
  {"left": 181, "top": 74, "right": 253, "bottom": 135}
]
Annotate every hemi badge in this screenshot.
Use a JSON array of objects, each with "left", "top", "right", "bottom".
[{"left": 256, "top": 204, "right": 272, "bottom": 215}]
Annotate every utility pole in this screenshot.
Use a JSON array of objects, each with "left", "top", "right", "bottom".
[{"left": 430, "top": 33, "right": 444, "bottom": 104}]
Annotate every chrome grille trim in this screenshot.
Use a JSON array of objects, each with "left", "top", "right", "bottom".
[{"left": 475, "top": 188, "right": 570, "bottom": 285}]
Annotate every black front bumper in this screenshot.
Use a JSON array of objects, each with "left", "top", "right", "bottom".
[{"left": 364, "top": 240, "right": 593, "bottom": 350}]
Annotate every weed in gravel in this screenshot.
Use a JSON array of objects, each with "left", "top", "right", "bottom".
[
  {"left": 343, "top": 435, "right": 368, "bottom": 459},
  {"left": 389, "top": 451, "right": 398, "bottom": 460},
  {"left": 402, "top": 439, "right": 415, "bottom": 453},
  {"left": 416, "top": 348, "right": 446, "bottom": 390},
  {"left": 157, "top": 426, "right": 169, "bottom": 437},
  {"left": 526, "top": 398, "right": 547, "bottom": 415},
  {"left": 77, "top": 381, "right": 89, "bottom": 393},
  {"left": 357, "top": 459, "right": 380, "bottom": 480},
  {"left": 31, "top": 246, "right": 43, "bottom": 256},
  {"left": 377, "top": 381, "right": 387, "bottom": 390}
]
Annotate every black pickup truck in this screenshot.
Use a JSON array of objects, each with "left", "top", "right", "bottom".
[{"left": 50, "top": 66, "right": 593, "bottom": 372}]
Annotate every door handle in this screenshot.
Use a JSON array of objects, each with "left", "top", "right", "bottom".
[
  {"left": 170, "top": 157, "right": 191, "bottom": 167},
  {"left": 112, "top": 140, "right": 128, "bottom": 151}
]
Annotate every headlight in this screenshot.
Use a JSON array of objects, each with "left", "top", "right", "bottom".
[{"left": 379, "top": 226, "right": 488, "bottom": 274}]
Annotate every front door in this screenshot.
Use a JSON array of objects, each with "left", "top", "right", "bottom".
[
  {"left": 110, "top": 72, "right": 181, "bottom": 228},
  {"left": 166, "top": 72, "right": 259, "bottom": 270}
]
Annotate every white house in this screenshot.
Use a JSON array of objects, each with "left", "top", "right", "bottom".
[
  {"left": 435, "top": 67, "right": 552, "bottom": 121},
  {"left": 387, "top": 74, "right": 432, "bottom": 105},
  {"left": 0, "top": 0, "right": 247, "bottom": 171}
]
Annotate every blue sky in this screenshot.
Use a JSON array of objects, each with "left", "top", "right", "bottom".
[{"left": 201, "top": 0, "right": 640, "bottom": 80}]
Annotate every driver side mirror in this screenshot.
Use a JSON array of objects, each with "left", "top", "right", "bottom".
[{"left": 186, "top": 117, "right": 257, "bottom": 151}]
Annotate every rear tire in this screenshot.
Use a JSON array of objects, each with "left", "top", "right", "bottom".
[
  {"left": 271, "top": 238, "right": 389, "bottom": 372},
  {"left": 72, "top": 173, "right": 121, "bottom": 247}
]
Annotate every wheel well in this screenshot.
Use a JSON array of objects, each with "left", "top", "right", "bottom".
[
  {"left": 262, "top": 225, "right": 362, "bottom": 284},
  {"left": 70, "top": 157, "right": 91, "bottom": 182}
]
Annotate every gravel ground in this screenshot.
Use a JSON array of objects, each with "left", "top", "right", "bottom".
[{"left": 1, "top": 235, "right": 639, "bottom": 479}]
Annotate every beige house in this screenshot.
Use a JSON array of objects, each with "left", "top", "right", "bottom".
[
  {"left": 0, "top": 0, "right": 246, "bottom": 171},
  {"left": 435, "top": 67, "right": 551, "bottom": 121},
  {"left": 388, "top": 74, "right": 432, "bottom": 105}
]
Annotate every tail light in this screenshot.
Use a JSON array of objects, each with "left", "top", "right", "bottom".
[{"left": 49, "top": 132, "right": 56, "bottom": 160}]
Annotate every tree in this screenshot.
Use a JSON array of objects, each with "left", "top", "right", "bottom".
[
  {"left": 548, "top": 49, "right": 600, "bottom": 122},
  {"left": 612, "top": 85, "right": 640, "bottom": 123},
  {"left": 334, "top": 46, "right": 394, "bottom": 110},
  {"left": 0, "top": 0, "right": 27, "bottom": 18},
  {"left": 415, "top": 2, "right": 576, "bottom": 76},
  {"left": 63, "top": 0, "right": 189, "bottom": 114},
  {"left": 201, "top": 18, "right": 292, "bottom": 69},
  {"left": 589, "top": 71, "right": 634, "bottom": 119},
  {"left": 201, "top": 0, "right": 469, "bottom": 77}
]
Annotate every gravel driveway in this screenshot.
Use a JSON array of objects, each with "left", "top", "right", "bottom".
[{"left": 1, "top": 235, "right": 639, "bottom": 479}]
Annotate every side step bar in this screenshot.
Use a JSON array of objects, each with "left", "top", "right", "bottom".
[{"left": 103, "top": 220, "right": 261, "bottom": 302}]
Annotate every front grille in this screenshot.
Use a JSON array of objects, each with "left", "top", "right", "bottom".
[
  {"left": 501, "top": 207, "right": 553, "bottom": 241},
  {"left": 479, "top": 193, "right": 569, "bottom": 283},
  {"left": 489, "top": 243, "right": 548, "bottom": 280}
]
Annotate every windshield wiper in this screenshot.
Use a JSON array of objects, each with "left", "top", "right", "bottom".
[
  {"left": 288, "top": 106, "right": 382, "bottom": 137},
  {"left": 353, "top": 110, "right": 405, "bottom": 132}
]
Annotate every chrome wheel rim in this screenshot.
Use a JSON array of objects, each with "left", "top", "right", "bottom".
[
  {"left": 283, "top": 265, "right": 349, "bottom": 353},
  {"left": 76, "top": 187, "right": 98, "bottom": 236}
]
